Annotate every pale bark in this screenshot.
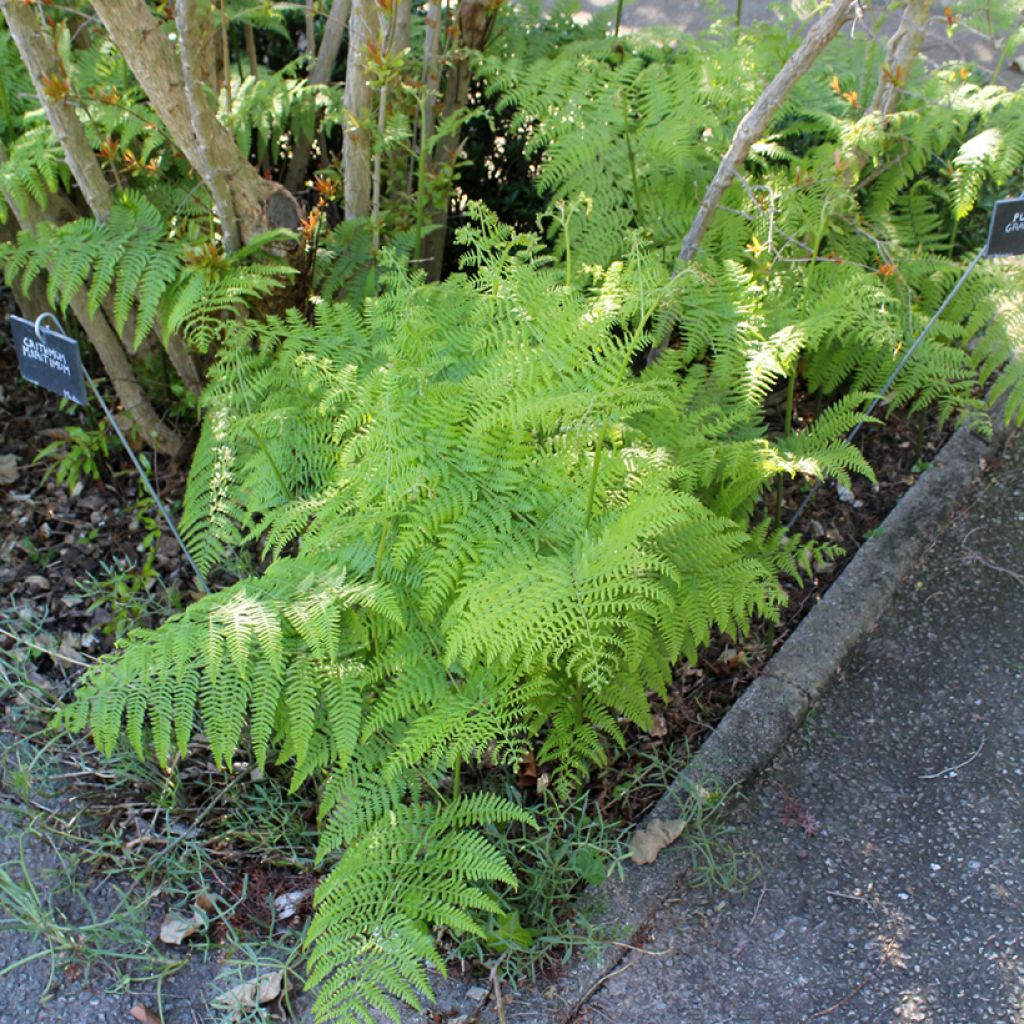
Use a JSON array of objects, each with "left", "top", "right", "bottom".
[
  {"left": 219, "top": 0, "right": 232, "bottom": 112},
  {"left": 419, "top": 0, "right": 492, "bottom": 279},
  {"left": 369, "top": 0, "right": 411, "bottom": 247},
  {"left": 91, "top": 0, "right": 300, "bottom": 243},
  {"left": 313, "top": 0, "right": 352, "bottom": 84},
  {"left": 393, "top": 0, "right": 412, "bottom": 58},
  {"left": 284, "top": 0, "right": 352, "bottom": 192},
  {"left": 869, "top": 0, "right": 930, "bottom": 117},
  {"left": 244, "top": 22, "right": 260, "bottom": 80},
  {"left": 177, "top": 0, "right": 241, "bottom": 250},
  {"left": 420, "top": 0, "right": 444, "bottom": 153},
  {"left": 645, "top": 0, "right": 859, "bottom": 366},
  {"left": 305, "top": 0, "right": 317, "bottom": 59},
  {"left": 343, "top": 0, "right": 381, "bottom": 220},
  {"left": 0, "top": 0, "right": 111, "bottom": 221},
  {"left": 676, "top": 0, "right": 859, "bottom": 264}
]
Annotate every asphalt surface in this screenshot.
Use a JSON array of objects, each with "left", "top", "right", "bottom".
[{"left": 537, "top": 433, "right": 1024, "bottom": 1024}]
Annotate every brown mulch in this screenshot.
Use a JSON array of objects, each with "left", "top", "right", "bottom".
[{"left": 0, "top": 331, "right": 193, "bottom": 677}]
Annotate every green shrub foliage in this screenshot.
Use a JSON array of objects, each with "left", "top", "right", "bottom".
[
  {"left": 69, "top": 210, "right": 868, "bottom": 1020},
  {"left": 26, "top": 9, "right": 1024, "bottom": 1024}
]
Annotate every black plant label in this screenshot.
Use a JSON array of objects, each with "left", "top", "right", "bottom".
[
  {"left": 10, "top": 316, "right": 87, "bottom": 405},
  {"left": 985, "top": 198, "right": 1024, "bottom": 258}
]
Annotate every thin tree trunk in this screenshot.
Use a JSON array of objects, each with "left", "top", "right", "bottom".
[
  {"left": 343, "top": 0, "right": 380, "bottom": 220},
  {"left": 313, "top": 0, "right": 352, "bottom": 85},
  {"left": 421, "top": 0, "right": 444, "bottom": 147},
  {"left": 177, "top": 0, "right": 241, "bottom": 250},
  {"left": 91, "top": 0, "right": 300, "bottom": 243},
  {"left": 419, "top": 0, "right": 492, "bottom": 280},
  {"left": 869, "top": 0, "right": 930, "bottom": 117},
  {"left": 284, "top": 0, "right": 352, "bottom": 193},
  {"left": 647, "top": 0, "right": 859, "bottom": 365},
  {"left": 393, "top": 0, "right": 411, "bottom": 57},
  {"left": 219, "top": 0, "right": 232, "bottom": 113},
  {"left": 244, "top": 23, "right": 260, "bottom": 79},
  {"left": 0, "top": 0, "right": 111, "bottom": 221},
  {"left": 676, "top": 0, "right": 858, "bottom": 264},
  {"left": 305, "top": 0, "right": 318, "bottom": 59}
]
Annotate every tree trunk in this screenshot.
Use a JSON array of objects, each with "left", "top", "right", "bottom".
[
  {"left": 418, "top": 0, "right": 492, "bottom": 280},
  {"left": 393, "top": 0, "right": 412, "bottom": 58},
  {"left": 312, "top": 0, "right": 352, "bottom": 85},
  {"left": 91, "top": 0, "right": 301, "bottom": 244},
  {"left": 284, "top": 0, "right": 352, "bottom": 193},
  {"left": 676, "top": 0, "right": 858, "bottom": 265},
  {"left": 305, "top": 0, "right": 318, "bottom": 59},
  {"left": 343, "top": 0, "right": 380, "bottom": 220},
  {"left": 176, "top": 0, "right": 241, "bottom": 250},
  {"left": 869, "top": 0, "right": 930, "bottom": 117},
  {"left": 0, "top": 0, "right": 112, "bottom": 221},
  {"left": 421, "top": 0, "right": 444, "bottom": 147},
  {"left": 244, "top": 22, "right": 260, "bottom": 80}
]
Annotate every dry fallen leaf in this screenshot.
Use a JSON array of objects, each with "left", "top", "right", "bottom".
[
  {"left": 648, "top": 712, "right": 668, "bottom": 738},
  {"left": 0, "top": 454, "right": 18, "bottom": 485},
  {"left": 128, "top": 1003, "right": 162, "bottom": 1024},
  {"left": 629, "top": 817, "right": 688, "bottom": 864},
  {"left": 158, "top": 909, "right": 204, "bottom": 945},
  {"left": 212, "top": 970, "right": 285, "bottom": 1021},
  {"left": 274, "top": 887, "right": 313, "bottom": 921},
  {"left": 515, "top": 750, "right": 538, "bottom": 789}
]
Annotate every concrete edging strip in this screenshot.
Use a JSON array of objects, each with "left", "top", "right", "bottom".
[{"left": 553, "top": 408, "right": 1015, "bottom": 1021}]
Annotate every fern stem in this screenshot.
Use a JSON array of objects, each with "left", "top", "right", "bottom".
[
  {"left": 414, "top": 90, "right": 431, "bottom": 261},
  {"left": 451, "top": 756, "right": 461, "bottom": 802},
  {"left": 585, "top": 245, "right": 649, "bottom": 533},
  {"left": 621, "top": 95, "right": 645, "bottom": 226},
  {"left": 584, "top": 416, "right": 611, "bottom": 534},
  {"left": 564, "top": 206, "right": 573, "bottom": 288},
  {"left": 772, "top": 372, "right": 797, "bottom": 526},
  {"left": 248, "top": 429, "right": 291, "bottom": 499},
  {"left": 773, "top": 208, "right": 825, "bottom": 533}
]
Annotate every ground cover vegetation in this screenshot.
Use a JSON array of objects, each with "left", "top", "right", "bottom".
[{"left": 1, "top": 0, "right": 1024, "bottom": 1020}]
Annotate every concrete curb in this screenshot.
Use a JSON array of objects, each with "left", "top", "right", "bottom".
[{"left": 544, "top": 406, "right": 1016, "bottom": 1022}]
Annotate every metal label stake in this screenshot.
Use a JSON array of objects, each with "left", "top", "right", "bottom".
[{"left": 9, "top": 312, "right": 210, "bottom": 595}]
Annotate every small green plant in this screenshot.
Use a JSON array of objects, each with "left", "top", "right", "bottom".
[
  {"left": 34, "top": 422, "right": 110, "bottom": 492},
  {"left": 68, "top": 213, "right": 857, "bottom": 1022},
  {"left": 76, "top": 555, "right": 176, "bottom": 640},
  {"left": 458, "top": 787, "right": 624, "bottom": 983}
]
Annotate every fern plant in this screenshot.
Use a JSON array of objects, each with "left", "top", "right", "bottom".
[
  {"left": 485, "top": 22, "right": 1024, "bottom": 427},
  {"left": 51, "top": 10, "right": 1024, "bottom": 1024},
  {"left": 67, "top": 208, "right": 869, "bottom": 1022},
  {"left": 1, "top": 190, "right": 296, "bottom": 352}
]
